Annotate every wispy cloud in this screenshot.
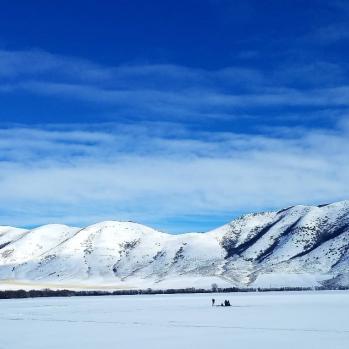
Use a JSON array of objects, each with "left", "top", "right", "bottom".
[
  {"left": 0, "top": 49, "right": 348, "bottom": 126},
  {"left": 301, "top": 2, "right": 349, "bottom": 46},
  {"left": 0, "top": 49, "right": 112, "bottom": 81},
  {"left": 0, "top": 49, "right": 348, "bottom": 231},
  {"left": 0, "top": 120, "right": 348, "bottom": 231}
]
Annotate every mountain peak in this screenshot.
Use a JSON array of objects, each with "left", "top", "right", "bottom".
[{"left": 0, "top": 199, "right": 348, "bottom": 290}]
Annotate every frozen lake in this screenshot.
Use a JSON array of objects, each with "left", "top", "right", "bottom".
[{"left": 0, "top": 291, "right": 348, "bottom": 349}]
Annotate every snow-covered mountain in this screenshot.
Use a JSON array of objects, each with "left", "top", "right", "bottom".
[{"left": 0, "top": 200, "right": 348, "bottom": 290}]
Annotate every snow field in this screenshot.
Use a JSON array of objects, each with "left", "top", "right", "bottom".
[{"left": 0, "top": 290, "right": 348, "bottom": 349}]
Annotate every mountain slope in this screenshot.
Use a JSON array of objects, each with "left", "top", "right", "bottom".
[{"left": 0, "top": 200, "right": 348, "bottom": 290}]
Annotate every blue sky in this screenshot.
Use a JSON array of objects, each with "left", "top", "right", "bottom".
[{"left": 0, "top": 0, "right": 348, "bottom": 232}]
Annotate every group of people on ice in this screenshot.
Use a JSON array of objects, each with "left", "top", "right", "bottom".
[{"left": 211, "top": 298, "right": 231, "bottom": 307}]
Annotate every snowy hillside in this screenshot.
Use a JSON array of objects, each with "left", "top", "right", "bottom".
[{"left": 0, "top": 200, "right": 348, "bottom": 290}]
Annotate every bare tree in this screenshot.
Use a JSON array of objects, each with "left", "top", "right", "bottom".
[{"left": 211, "top": 283, "right": 218, "bottom": 292}]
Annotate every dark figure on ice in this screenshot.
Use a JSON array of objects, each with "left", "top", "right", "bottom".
[
  {"left": 224, "top": 299, "right": 231, "bottom": 307},
  {"left": 212, "top": 298, "right": 215, "bottom": 306}
]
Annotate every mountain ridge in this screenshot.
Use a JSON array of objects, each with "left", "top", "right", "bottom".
[{"left": 0, "top": 200, "right": 348, "bottom": 290}]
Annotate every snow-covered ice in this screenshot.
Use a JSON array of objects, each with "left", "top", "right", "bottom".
[{"left": 0, "top": 291, "right": 348, "bottom": 349}]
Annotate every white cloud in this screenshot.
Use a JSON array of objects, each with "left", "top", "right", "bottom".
[
  {"left": 0, "top": 121, "right": 348, "bottom": 231},
  {"left": 0, "top": 49, "right": 348, "bottom": 231}
]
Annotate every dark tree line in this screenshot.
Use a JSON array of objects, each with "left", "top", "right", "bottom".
[{"left": 0, "top": 285, "right": 347, "bottom": 299}]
